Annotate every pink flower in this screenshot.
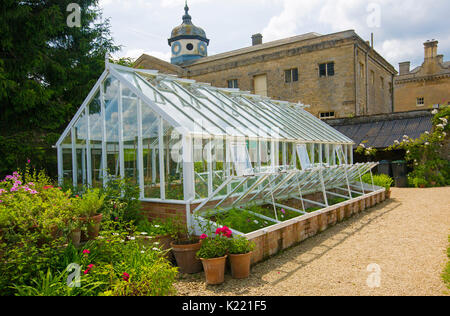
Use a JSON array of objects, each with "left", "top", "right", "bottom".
[
  {"left": 88, "top": 264, "right": 94, "bottom": 269},
  {"left": 0, "top": 200, "right": 3, "bottom": 203},
  {"left": 122, "top": 272, "right": 130, "bottom": 282},
  {"left": 199, "top": 234, "right": 208, "bottom": 240},
  {"left": 28, "top": 182, "right": 35, "bottom": 186},
  {"left": 83, "top": 249, "right": 90, "bottom": 254},
  {"left": 27, "top": 159, "right": 30, "bottom": 164},
  {"left": 30, "top": 190, "right": 38, "bottom": 194},
  {"left": 10, "top": 187, "right": 18, "bottom": 192},
  {"left": 281, "top": 209, "right": 286, "bottom": 214}
]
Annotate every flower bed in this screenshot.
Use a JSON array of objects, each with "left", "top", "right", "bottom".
[{"left": 0, "top": 168, "right": 179, "bottom": 296}]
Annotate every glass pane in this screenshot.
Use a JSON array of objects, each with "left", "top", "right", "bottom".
[
  {"left": 212, "top": 137, "right": 227, "bottom": 196},
  {"left": 194, "top": 138, "right": 208, "bottom": 199},
  {"left": 122, "top": 88, "right": 139, "bottom": 185},
  {"left": 104, "top": 76, "right": 121, "bottom": 179},
  {"left": 89, "top": 91, "right": 103, "bottom": 187},
  {"left": 74, "top": 110, "right": 87, "bottom": 189},
  {"left": 163, "top": 120, "right": 183, "bottom": 200},
  {"left": 62, "top": 131, "right": 73, "bottom": 186},
  {"left": 142, "top": 104, "right": 160, "bottom": 199},
  {"left": 260, "top": 140, "right": 271, "bottom": 170}
]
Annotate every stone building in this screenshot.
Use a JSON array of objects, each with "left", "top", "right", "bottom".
[
  {"left": 134, "top": 4, "right": 397, "bottom": 120},
  {"left": 394, "top": 40, "right": 450, "bottom": 112}
]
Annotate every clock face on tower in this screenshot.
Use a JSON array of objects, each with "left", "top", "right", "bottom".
[
  {"left": 198, "top": 42, "right": 207, "bottom": 56},
  {"left": 172, "top": 42, "right": 181, "bottom": 56}
]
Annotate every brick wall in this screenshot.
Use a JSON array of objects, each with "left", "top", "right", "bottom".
[{"left": 248, "top": 190, "right": 386, "bottom": 265}]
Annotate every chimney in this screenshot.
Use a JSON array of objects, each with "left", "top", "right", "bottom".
[
  {"left": 424, "top": 39, "right": 438, "bottom": 59},
  {"left": 399, "top": 62, "right": 410, "bottom": 75},
  {"left": 252, "top": 33, "right": 263, "bottom": 46}
]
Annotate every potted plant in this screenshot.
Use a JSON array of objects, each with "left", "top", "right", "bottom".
[
  {"left": 228, "top": 236, "right": 255, "bottom": 279},
  {"left": 196, "top": 227, "right": 232, "bottom": 285},
  {"left": 73, "top": 189, "right": 105, "bottom": 241},
  {"left": 136, "top": 217, "right": 179, "bottom": 260},
  {"left": 171, "top": 226, "right": 203, "bottom": 274}
]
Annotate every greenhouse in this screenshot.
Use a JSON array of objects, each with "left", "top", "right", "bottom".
[{"left": 56, "top": 62, "right": 382, "bottom": 237}]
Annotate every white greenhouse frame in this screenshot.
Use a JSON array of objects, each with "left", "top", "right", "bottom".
[{"left": 56, "top": 62, "right": 379, "bottom": 232}]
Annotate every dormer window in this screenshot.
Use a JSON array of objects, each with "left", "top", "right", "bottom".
[{"left": 186, "top": 43, "right": 194, "bottom": 51}]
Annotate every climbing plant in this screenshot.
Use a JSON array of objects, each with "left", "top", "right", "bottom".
[{"left": 386, "top": 106, "right": 450, "bottom": 187}]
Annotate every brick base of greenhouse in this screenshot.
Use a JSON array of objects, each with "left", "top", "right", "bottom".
[
  {"left": 141, "top": 189, "right": 387, "bottom": 265},
  {"left": 248, "top": 189, "right": 386, "bottom": 265}
]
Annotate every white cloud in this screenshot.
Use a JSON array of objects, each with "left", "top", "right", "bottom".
[{"left": 99, "top": 0, "right": 450, "bottom": 70}]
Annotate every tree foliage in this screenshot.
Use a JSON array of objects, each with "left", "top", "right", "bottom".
[{"left": 0, "top": 0, "right": 119, "bottom": 177}]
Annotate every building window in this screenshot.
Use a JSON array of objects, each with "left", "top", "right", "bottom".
[
  {"left": 380, "top": 77, "right": 385, "bottom": 89},
  {"left": 285, "top": 68, "right": 299, "bottom": 83},
  {"left": 227, "top": 79, "right": 238, "bottom": 89},
  {"left": 360, "top": 63, "right": 365, "bottom": 79},
  {"left": 416, "top": 97, "right": 425, "bottom": 106},
  {"left": 370, "top": 71, "right": 375, "bottom": 85},
  {"left": 319, "top": 62, "right": 335, "bottom": 77},
  {"left": 186, "top": 43, "right": 194, "bottom": 51},
  {"left": 320, "top": 112, "right": 336, "bottom": 119}
]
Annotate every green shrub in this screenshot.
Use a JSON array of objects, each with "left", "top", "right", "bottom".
[
  {"left": 362, "top": 173, "right": 393, "bottom": 191},
  {"left": 72, "top": 189, "right": 105, "bottom": 218},
  {"left": 100, "top": 178, "right": 142, "bottom": 223},
  {"left": 229, "top": 236, "right": 255, "bottom": 255},
  {"left": 196, "top": 236, "right": 230, "bottom": 259},
  {"left": 443, "top": 236, "right": 450, "bottom": 290},
  {"left": 136, "top": 217, "right": 182, "bottom": 238}
]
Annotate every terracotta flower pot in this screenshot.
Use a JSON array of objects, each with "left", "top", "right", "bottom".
[
  {"left": 229, "top": 252, "right": 252, "bottom": 279},
  {"left": 200, "top": 255, "right": 227, "bottom": 285},
  {"left": 171, "top": 239, "right": 202, "bottom": 274},
  {"left": 386, "top": 189, "right": 391, "bottom": 199},
  {"left": 79, "top": 213, "right": 103, "bottom": 241},
  {"left": 70, "top": 229, "right": 81, "bottom": 247}
]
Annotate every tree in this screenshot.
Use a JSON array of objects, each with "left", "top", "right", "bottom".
[{"left": 0, "top": 0, "right": 119, "bottom": 177}]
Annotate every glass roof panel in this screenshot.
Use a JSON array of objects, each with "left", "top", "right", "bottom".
[{"left": 56, "top": 63, "right": 355, "bottom": 147}]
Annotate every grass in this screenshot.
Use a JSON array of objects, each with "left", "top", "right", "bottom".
[{"left": 443, "top": 236, "right": 450, "bottom": 290}]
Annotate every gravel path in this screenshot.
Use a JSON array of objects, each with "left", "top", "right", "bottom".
[{"left": 175, "top": 187, "right": 450, "bottom": 296}]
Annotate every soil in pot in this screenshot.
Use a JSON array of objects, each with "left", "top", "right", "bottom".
[
  {"left": 200, "top": 256, "right": 227, "bottom": 285},
  {"left": 171, "top": 239, "right": 202, "bottom": 274},
  {"left": 229, "top": 252, "right": 252, "bottom": 279}
]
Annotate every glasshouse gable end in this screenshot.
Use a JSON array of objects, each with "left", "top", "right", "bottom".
[{"left": 56, "top": 62, "right": 386, "bottom": 263}]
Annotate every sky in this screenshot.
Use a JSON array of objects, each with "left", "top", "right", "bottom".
[{"left": 98, "top": 0, "right": 450, "bottom": 71}]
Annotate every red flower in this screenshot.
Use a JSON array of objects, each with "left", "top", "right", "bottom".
[
  {"left": 215, "top": 226, "right": 232, "bottom": 238},
  {"left": 199, "top": 234, "right": 208, "bottom": 240},
  {"left": 43, "top": 185, "right": 54, "bottom": 190},
  {"left": 122, "top": 272, "right": 130, "bottom": 282}
]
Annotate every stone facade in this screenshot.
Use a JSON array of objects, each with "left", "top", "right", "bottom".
[
  {"left": 135, "top": 30, "right": 396, "bottom": 119},
  {"left": 394, "top": 40, "right": 450, "bottom": 112}
]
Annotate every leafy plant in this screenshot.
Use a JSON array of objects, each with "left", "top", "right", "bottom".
[
  {"left": 196, "top": 235, "right": 230, "bottom": 259},
  {"left": 361, "top": 173, "right": 394, "bottom": 191},
  {"left": 443, "top": 236, "right": 450, "bottom": 290},
  {"left": 72, "top": 189, "right": 105, "bottom": 218},
  {"left": 136, "top": 217, "right": 181, "bottom": 238},
  {"left": 386, "top": 106, "right": 449, "bottom": 188},
  {"left": 209, "top": 208, "right": 273, "bottom": 234},
  {"left": 229, "top": 237, "right": 255, "bottom": 255}
]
